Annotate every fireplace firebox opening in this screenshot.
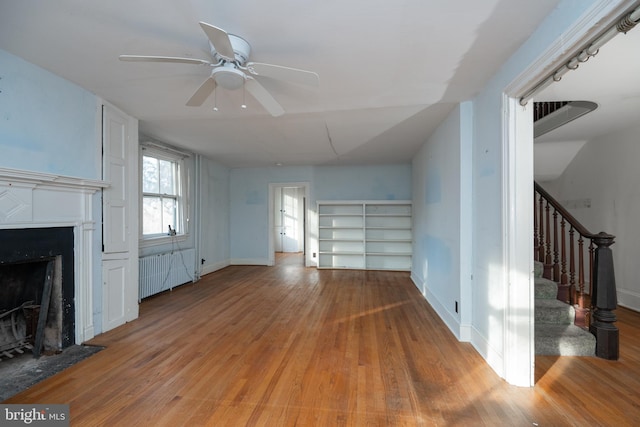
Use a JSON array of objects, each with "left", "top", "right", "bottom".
[{"left": 0, "top": 227, "right": 74, "bottom": 360}]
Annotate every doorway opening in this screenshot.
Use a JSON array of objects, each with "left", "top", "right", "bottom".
[
  {"left": 268, "top": 182, "right": 310, "bottom": 267},
  {"left": 503, "top": 0, "right": 638, "bottom": 386}
]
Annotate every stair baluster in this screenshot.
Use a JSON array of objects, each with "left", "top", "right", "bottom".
[
  {"left": 544, "top": 201, "right": 552, "bottom": 279},
  {"left": 569, "top": 226, "right": 576, "bottom": 303},
  {"left": 534, "top": 191, "right": 540, "bottom": 262},
  {"left": 560, "top": 217, "right": 568, "bottom": 287},
  {"left": 538, "top": 194, "right": 545, "bottom": 263},
  {"left": 574, "top": 234, "right": 590, "bottom": 328},
  {"left": 553, "top": 209, "right": 560, "bottom": 282},
  {"left": 588, "top": 241, "right": 595, "bottom": 296}
]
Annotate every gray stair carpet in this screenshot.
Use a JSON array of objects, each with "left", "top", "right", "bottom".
[{"left": 535, "top": 261, "right": 595, "bottom": 356}]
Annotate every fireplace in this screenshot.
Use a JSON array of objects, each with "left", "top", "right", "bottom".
[
  {"left": 0, "top": 227, "right": 74, "bottom": 357},
  {"left": 1, "top": 167, "right": 108, "bottom": 349}
]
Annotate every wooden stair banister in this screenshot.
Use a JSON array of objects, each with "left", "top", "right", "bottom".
[{"left": 534, "top": 182, "right": 619, "bottom": 360}]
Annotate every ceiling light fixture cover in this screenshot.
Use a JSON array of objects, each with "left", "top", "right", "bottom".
[{"left": 212, "top": 66, "right": 245, "bottom": 90}]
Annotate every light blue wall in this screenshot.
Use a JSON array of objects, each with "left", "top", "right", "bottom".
[
  {"left": 229, "top": 164, "right": 411, "bottom": 263},
  {"left": 313, "top": 164, "right": 411, "bottom": 201},
  {"left": 0, "top": 49, "right": 100, "bottom": 179},
  {"left": 412, "top": 105, "right": 463, "bottom": 335},
  {"left": 230, "top": 166, "right": 314, "bottom": 263}
]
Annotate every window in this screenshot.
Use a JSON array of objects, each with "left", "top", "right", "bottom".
[{"left": 141, "top": 147, "right": 186, "bottom": 238}]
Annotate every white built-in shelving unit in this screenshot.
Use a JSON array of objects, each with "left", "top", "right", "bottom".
[{"left": 317, "top": 200, "right": 412, "bottom": 271}]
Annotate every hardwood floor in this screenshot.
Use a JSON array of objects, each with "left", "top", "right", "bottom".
[{"left": 5, "top": 253, "right": 640, "bottom": 425}]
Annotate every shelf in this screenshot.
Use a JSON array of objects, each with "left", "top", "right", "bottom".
[
  {"left": 365, "top": 252, "right": 412, "bottom": 256},
  {"left": 317, "top": 200, "right": 412, "bottom": 271},
  {"left": 366, "top": 214, "right": 412, "bottom": 217},
  {"left": 366, "top": 239, "right": 412, "bottom": 243},
  {"left": 365, "top": 226, "right": 412, "bottom": 230},
  {"left": 318, "top": 204, "right": 363, "bottom": 216}
]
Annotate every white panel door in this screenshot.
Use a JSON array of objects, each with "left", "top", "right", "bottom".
[
  {"left": 274, "top": 187, "right": 284, "bottom": 252},
  {"left": 281, "top": 187, "right": 301, "bottom": 253},
  {"left": 102, "top": 259, "right": 128, "bottom": 331},
  {"left": 103, "top": 107, "right": 129, "bottom": 253},
  {"left": 102, "top": 103, "right": 138, "bottom": 332}
]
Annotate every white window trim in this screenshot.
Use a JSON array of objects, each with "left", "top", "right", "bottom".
[{"left": 139, "top": 144, "right": 190, "bottom": 245}]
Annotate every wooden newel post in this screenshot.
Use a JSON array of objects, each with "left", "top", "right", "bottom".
[{"left": 589, "top": 232, "right": 618, "bottom": 360}]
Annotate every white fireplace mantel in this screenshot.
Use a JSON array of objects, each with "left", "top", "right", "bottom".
[
  {"left": 0, "top": 166, "right": 108, "bottom": 192},
  {"left": 0, "top": 167, "right": 109, "bottom": 344}
]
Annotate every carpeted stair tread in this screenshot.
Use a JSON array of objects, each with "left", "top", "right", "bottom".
[
  {"left": 534, "top": 261, "right": 544, "bottom": 278},
  {"left": 535, "top": 323, "right": 596, "bottom": 356},
  {"left": 535, "top": 277, "right": 558, "bottom": 299},
  {"left": 535, "top": 299, "right": 575, "bottom": 324},
  {"left": 533, "top": 261, "right": 594, "bottom": 357}
]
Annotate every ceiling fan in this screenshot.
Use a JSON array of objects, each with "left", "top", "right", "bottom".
[{"left": 119, "top": 22, "right": 319, "bottom": 117}]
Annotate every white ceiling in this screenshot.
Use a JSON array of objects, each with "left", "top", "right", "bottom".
[
  {"left": 534, "top": 16, "right": 640, "bottom": 181},
  {"left": 0, "top": 0, "right": 566, "bottom": 168}
]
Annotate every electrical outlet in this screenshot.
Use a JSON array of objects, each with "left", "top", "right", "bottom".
[{"left": 313, "top": 252, "right": 316, "bottom": 258}]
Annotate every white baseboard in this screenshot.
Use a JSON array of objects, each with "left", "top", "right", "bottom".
[
  {"left": 410, "top": 273, "right": 465, "bottom": 341},
  {"left": 230, "top": 258, "right": 270, "bottom": 266},
  {"left": 200, "top": 260, "right": 230, "bottom": 276},
  {"left": 617, "top": 289, "right": 640, "bottom": 312},
  {"left": 470, "top": 325, "right": 505, "bottom": 379},
  {"left": 411, "top": 272, "right": 505, "bottom": 379}
]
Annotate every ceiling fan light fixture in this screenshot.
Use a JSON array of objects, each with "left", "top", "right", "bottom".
[
  {"left": 120, "top": 21, "right": 317, "bottom": 116},
  {"left": 212, "top": 66, "right": 245, "bottom": 90}
]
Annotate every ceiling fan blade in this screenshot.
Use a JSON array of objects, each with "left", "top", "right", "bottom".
[
  {"left": 245, "top": 78, "right": 285, "bottom": 117},
  {"left": 186, "top": 77, "right": 217, "bottom": 106},
  {"left": 199, "top": 22, "right": 235, "bottom": 61},
  {"left": 246, "top": 62, "right": 319, "bottom": 87},
  {"left": 119, "top": 55, "right": 211, "bottom": 65}
]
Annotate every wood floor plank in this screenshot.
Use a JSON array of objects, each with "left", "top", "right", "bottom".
[{"left": 4, "top": 253, "right": 640, "bottom": 425}]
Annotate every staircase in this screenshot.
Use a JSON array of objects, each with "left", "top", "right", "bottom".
[
  {"left": 534, "top": 261, "right": 595, "bottom": 356},
  {"left": 534, "top": 182, "right": 619, "bottom": 359}
]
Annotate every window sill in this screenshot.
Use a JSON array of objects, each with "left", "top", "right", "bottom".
[{"left": 139, "top": 234, "right": 188, "bottom": 248}]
